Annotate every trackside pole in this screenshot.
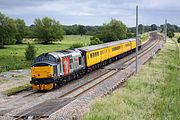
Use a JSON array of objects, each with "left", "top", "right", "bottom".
[
  {"left": 135, "top": 5, "right": 139, "bottom": 73},
  {"left": 165, "top": 19, "right": 167, "bottom": 42}
]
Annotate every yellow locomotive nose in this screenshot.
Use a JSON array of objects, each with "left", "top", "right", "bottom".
[
  {"left": 31, "top": 66, "right": 54, "bottom": 90},
  {"left": 31, "top": 66, "right": 53, "bottom": 78}
]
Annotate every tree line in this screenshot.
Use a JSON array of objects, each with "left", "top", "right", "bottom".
[{"left": 0, "top": 11, "right": 179, "bottom": 48}]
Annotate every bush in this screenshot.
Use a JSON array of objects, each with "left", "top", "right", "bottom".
[
  {"left": 25, "top": 43, "right": 36, "bottom": 60},
  {"left": 126, "top": 33, "right": 135, "bottom": 38},
  {"left": 178, "top": 37, "right": 180, "bottom": 43},
  {"left": 167, "top": 31, "right": 175, "bottom": 38},
  {"left": 69, "top": 43, "right": 84, "bottom": 49},
  {"left": 4, "top": 38, "right": 16, "bottom": 45},
  {"left": 90, "top": 36, "right": 103, "bottom": 45}
]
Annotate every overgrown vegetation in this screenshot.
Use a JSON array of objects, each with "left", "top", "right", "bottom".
[
  {"left": 25, "top": 43, "right": 36, "bottom": 60},
  {"left": 140, "top": 33, "right": 149, "bottom": 43},
  {"left": 69, "top": 43, "right": 84, "bottom": 49},
  {"left": 84, "top": 38, "right": 180, "bottom": 120},
  {"left": 90, "top": 36, "right": 103, "bottom": 45},
  {"left": 3, "top": 84, "right": 31, "bottom": 96},
  {"left": 0, "top": 79, "right": 8, "bottom": 84},
  {"left": 177, "top": 37, "right": 180, "bottom": 43},
  {"left": 167, "top": 31, "right": 175, "bottom": 38}
]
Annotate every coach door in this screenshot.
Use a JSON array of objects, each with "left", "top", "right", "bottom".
[{"left": 62, "top": 57, "right": 70, "bottom": 76}]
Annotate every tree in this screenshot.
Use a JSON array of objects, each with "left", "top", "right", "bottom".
[
  {"left": 126, "top": 33, "right": 135, "bottom": 38},
  {"left": 0, "top": 12, "right": 16, "bottom": 48},
  {"left": 90, "top": 36, "right": 103, "bottom": 45},
  {"left": 69, "top": 43, "right": 83, "bottom": 49},
  {"left": 33, "top": 17, "right": 64, "bottom": 44},
  {"left": 150, "top": 24, "right": 157, "bottom": 31},
  {"left": 63, "top": 25, "right": 79, "bottom": 35},
  {"left": 15, "top": 19, "right": 26, "bottom": 44},
  {"left": 63, "top": 25, "right": 101, "bottom": 36},
  {"left": 78, "top": 25, "right": 86, "bottom": 36},
  {"left": 85, "top": 26, "right": 101, "bottom": 35},
  {"left": 138, "top": 24, "right": 144, "bottom": 34},
  {"left": 98, "top": 19, "right": 127, "bottom": 43},
  {"left": 167, "top": 31, "right": 175, "bottom": 38},
  {"left": 25, "top": 43, "right": 36, "bottom": 60}
]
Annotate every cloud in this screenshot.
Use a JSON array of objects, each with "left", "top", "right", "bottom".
[{"left": 0, "top": 0, "right": 179, "bottom": 26}]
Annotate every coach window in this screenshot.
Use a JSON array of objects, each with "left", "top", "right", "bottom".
[{"left": 101, "top": 51, "right": 103, "bottom": 55}]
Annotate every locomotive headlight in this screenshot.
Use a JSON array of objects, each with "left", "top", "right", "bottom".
[{"left": 48, "top": 74, "right": 52, "bottom": 77}]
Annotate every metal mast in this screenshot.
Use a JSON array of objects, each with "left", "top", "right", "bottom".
[{"left": 135, "top": 5, "right": 139, "bottom": 73}]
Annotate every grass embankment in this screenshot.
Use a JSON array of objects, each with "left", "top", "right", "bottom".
[
  {"left": 3, "top": 84, "right": 31, "bottom": 96},
  {"left": 0, "top": 35, "right": 91, "bottom": 72},
  {"left": 84, "top": 38, "right": 180, "bottom": 120},
  {"left": 175, "top": 32, "right": 180, "bottom": 38},
  {"left": 140, "top": 33, "right": 149, "bottom": 43}
]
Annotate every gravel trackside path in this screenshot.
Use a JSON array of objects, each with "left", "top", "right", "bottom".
[{"left": 0, "top": 69, "right": 30, "bottom": 93}]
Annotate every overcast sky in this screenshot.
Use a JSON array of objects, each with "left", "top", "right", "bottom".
[{"left": 0, "top": 0, "right": 179, "bottom": 27}]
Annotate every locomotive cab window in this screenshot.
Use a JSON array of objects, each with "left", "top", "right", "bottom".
[
  {"left": 35, "top": 54, "right": 56, "bottom": 63},
  {"left": 79, "top": 57, "right": 82, "bottom": 65},
  {"left": 70, "top": 58, "right": 73, "bottom": 63}
]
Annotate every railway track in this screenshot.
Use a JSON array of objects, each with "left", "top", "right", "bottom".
[
  {"left": 14, "top": 32, "right": 163, "bottom": 119},
  {"left": 60, "top": 37, "right": 161, "bottom": 99}
]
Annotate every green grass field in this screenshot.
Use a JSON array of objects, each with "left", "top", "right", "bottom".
[
  {"left": 140, "top": 33, "right": 149, "bottom": 43},
  {"left": 175, "top": 32, "right": 180, "bottom": 38},
  {"left": 0, "top": 35, "right": 91, "bottom": 72},
  {"left": 84, "top": 38, "right": 180, "bottom": 120}
]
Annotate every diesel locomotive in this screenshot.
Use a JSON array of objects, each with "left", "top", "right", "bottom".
[{"left": 30, "top": 38, "right": 141, "bottom": 90}]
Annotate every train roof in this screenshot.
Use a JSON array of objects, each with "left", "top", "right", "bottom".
[
  {"left": 49, "top": 49, "right": 81, "bottom": 58},
  {"left": 78, "top": 38, "right": 136, "bottom": 52}
]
